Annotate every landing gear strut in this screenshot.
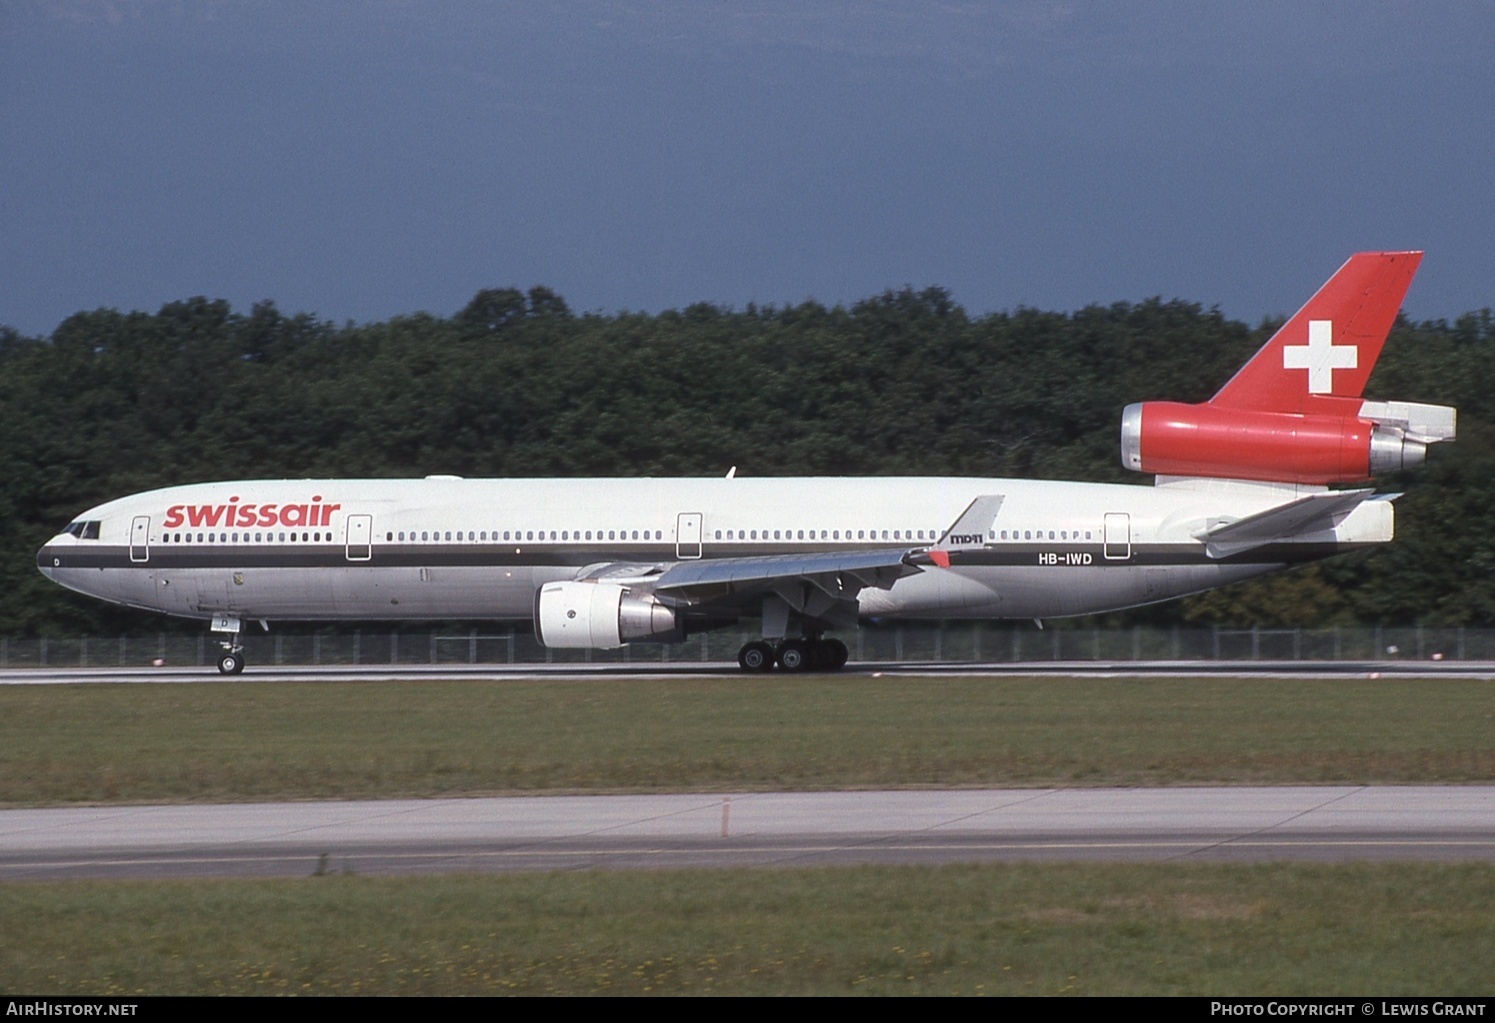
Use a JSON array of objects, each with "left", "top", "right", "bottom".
[
  {"left": 211, "top": 615, "right": 247, "bottom": 675},
  {"left": 736, "top": 637, "right": 849, "bottom": 673}
]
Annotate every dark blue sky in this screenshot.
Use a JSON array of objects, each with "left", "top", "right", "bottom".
[{"left": 3, "top": 1, "right": 1490, "bottom": 337}]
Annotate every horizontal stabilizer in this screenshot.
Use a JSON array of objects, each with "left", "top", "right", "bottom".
[{"left": 1196, "top": 489, "right": 1386, "bottom": 559}]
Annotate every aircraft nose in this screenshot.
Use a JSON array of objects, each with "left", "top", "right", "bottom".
[{"left": 37, "top": 544, "right": 58, "bottom": 580}]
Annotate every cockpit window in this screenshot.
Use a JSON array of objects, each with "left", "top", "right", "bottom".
[{"left": 63, "top": 521, "right": 101, "bottom": 540}]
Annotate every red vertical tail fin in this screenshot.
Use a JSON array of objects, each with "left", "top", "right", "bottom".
[
  {"left": 1120, "top": 251, "right": 1453, "bottom": 484},
  {"left": 1209, "top": 251, "right": 1422, "bottom": 415}
]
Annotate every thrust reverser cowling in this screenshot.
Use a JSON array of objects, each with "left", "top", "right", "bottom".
[
  {"left": 534, "top": 581, "right": 683, "bottom": 649},
  {"left": 1119, "top": 401, "right": 1453, "bottom": 485}
]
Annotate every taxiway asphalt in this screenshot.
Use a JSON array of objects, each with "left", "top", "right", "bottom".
[{"left": 3, "top": 787, "right": 1493, "bottom": 880}]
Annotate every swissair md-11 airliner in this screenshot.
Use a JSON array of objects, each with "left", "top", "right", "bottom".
[{"left": 37, "top": 252, "right": 1455, "bottom": 673}]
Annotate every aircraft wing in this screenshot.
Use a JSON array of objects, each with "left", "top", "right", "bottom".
[
  {"left": 654, "top": 548, "right": 919, "bottom": 597},
  {"left": 557, "top": 496, "right": 1005, "bottom": 633},
  {"left": 636, "top": 495, "right": 1005, "bottom": 630},
  {"left": 652, "top": 548, "right": 923, "bottom": 630},
  {"left": 1196, "top": 489, "right": 1390, "bottom": 559}
]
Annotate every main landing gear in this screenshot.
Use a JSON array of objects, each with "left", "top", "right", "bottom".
[
  {"left": 737, "top": 637, "right": 850, "bottom": 673},
  {"left": 211, "top": 615, "right": 247, "bottom": 675}
]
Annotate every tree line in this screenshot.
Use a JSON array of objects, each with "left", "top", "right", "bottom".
[{"left": 1, "top": 286, "right": 1491, "bottom": 635}]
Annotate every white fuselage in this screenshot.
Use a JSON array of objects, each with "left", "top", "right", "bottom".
[{"left": 37, "top": 474, "right": 1391, "bottom": 627}]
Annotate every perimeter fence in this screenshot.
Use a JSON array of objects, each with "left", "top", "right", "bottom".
[{"left": 1, "top": 624, "right": 1490, "bottom": 668}]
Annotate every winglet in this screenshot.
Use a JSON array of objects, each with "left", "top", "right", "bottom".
[
  {"left": 936, "top": 495, "right": 1004, "bottom": 548},
  {"left": 906, "top": 496, "right": 1002, "bottom": 569}
]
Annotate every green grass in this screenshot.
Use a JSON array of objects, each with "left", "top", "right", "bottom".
[
  {"left": 2, "top": 676, "right": 1494, "bottom": 806},
  {"left": 5, "top": 677, "right": 1493, "bottom": 997},
  {"left": 3, "top": 863, "right": 1492, "bottom": 995}
]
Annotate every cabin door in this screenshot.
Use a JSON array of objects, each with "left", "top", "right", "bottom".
[
  {"left": 1103, "top": 512, "right": 1131, "bottom": 561},
  {"left": 129, "top": 516, "right": 151, "bottom": 563},
  {"left": 345, "top": 514, "right": 373, "bottom": 561},
  {"left": 676, "top": 512, "right": 703, "bottom": 559}
]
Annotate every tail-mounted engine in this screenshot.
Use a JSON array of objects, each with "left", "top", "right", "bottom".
[
  {"left": 1120, "top": 399, "right": 1456, "bottom": 485},
  {"left": 534, "top": 581, "right": 683, "bottom": 649}
]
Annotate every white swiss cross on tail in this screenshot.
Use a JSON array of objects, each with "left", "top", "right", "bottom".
[{"left": 1281, "top": 319, "right": 1357, "bottom": 394}]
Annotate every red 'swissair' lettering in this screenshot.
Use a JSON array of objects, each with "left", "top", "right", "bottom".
[{"left": 163, "top": 497, "right": 341, "bottom": 530}]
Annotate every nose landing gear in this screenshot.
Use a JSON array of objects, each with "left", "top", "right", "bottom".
[{"left": 211, "top": 615, "right": 247, "bottom": 675}]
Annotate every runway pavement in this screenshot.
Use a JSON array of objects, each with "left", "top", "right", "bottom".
[
  {"left": 3, "top": 786, "right": 1494, "bottom": 880},
  {"left": 4, "top": 659, "right": 1495, "bottom": 684}
]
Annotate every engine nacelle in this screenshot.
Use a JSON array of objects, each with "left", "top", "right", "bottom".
[
  {"left": 533, "top": 581, "right": 683, "bottom": 649},
  {"left": 1119, "top": 401, "right": 1450, "bottom": 484}
]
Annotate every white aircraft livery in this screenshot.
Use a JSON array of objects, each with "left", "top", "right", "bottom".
[{"left": 37, "top": 252, "right": 1455, "bottom": 674}]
